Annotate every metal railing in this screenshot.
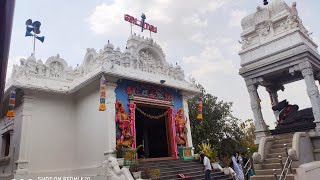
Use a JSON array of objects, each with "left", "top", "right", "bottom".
[
  {"left": 244, "top": 148, "right": 255, "bottom": 179},
  {"left": 244, "top": 159, "right": 252, "bottom": 176},
  {"left": 276, "top": 144, "right": 293, "bottom": 180}
]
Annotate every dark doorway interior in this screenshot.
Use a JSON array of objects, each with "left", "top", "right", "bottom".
[{"left": 135, "top": 105, "right": 169, "bottom": 158}]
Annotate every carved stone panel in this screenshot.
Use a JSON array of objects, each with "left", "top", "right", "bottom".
[{"left": 49, "top": 61, "right": 64, "bottom": 78}]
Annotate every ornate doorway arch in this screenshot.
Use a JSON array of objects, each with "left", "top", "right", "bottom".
[{"left": 127, "top": 86, "right": 178, "bottom": 159}]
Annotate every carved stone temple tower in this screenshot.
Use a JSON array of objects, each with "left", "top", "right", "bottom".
[{"left": 238, "top": 0, "right": 320, "bottom": 143}]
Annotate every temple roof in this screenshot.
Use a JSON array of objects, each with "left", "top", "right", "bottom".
[
  {"left": 5, "top": 34, "right": 199, "bottom": 96},
  {"left": 239, "top": 0, "right": 317, "bottom": 53}
]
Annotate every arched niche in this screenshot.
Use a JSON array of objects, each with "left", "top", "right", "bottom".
[{"left": 45, "top": 54, "right": 68, "bottom": 78}]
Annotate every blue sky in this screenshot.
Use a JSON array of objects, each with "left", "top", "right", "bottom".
[{"left": 8, "top": 0, "right": 320, "bottom": 128}]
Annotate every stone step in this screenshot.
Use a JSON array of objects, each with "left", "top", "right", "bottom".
[
  {"left": 264, "top": 157, "right": 287, "bottom": 164},
  {"left": 141, "top": 159, "right": 198, "bottom": 166},
  {"left": 139, "top": 159, "right": 234, "bottom": 180},
  {"left": 267, "top": 152, "right": 287, "bottom": 159},
  {"left": 263, "top": 163, "right": 282, "bottom": 169},
  {"left": 159, "top": 171, "right": 227, "bottom": 180},
  {"left": 255, "top": 168, "right": 296, "bottom": 176},
  {"left": 255, "top": 168, "right": 282, "bottom": 175},
  {"left": 140, "top": 163, "right": 202, "bottom": 172},
  {"left": 251, "top": 174, "right": 294, "bottom": 180},
  {"left": 157, "top": 166, "right": 203, "bottom": 176},
  {"left": 140, "top": 161, "right": 201, "bottom": 168},
  {"left": 269, "top": 147, "right": 287, "bottom": 154},
  {"left": 166, "top": 173, "right": 232, "bottom": 180},
  {"left": 272, "top": 143, "right": 292, "bottom": 149},
  {"left": 272, "top": 138, "right": 292, "bottom": 145},
  {"left": 273, "top": 133, "right": 295, "bottom": 140}
]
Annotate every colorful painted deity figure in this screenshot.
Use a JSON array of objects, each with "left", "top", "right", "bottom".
[
  {"left": 115, "top": 100, "right": 133, "bottom": 147},
  {"left": 175, "top": 108, "right": 188, "bottom": 146}
]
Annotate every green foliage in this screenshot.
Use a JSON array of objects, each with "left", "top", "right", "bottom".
[
  {"left": 198, "top": 143, "right": 218, "bottom": 162},
  {"left": 116, "top": 144, "right": 127, "bottom": 158},
  {"left": 141, "top": 168, "right": 161, "bottom": 179},
  {"left": 125, "top": 145, "right": 143, "bottom": 172},
  {"left": 189, "top": 84, "right": 244, "bottom": 158},
  {"left": 220, "top": 155, "right": 232, "bottom": 168},
  {"left": 239, "top": 119, "right": 258, "bottom": 155}
]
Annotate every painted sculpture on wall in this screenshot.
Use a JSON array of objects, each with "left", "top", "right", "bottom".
[
  {"left": 127, "top": 84, "right": 174, "bottom": 103},
  {"left": 115, "top": 100, "right": 133, "bottom": 147},
  {"left": 102, "top": 156, "right": 134, "bottom": 180},
  {"left": 175, "top": 108, "right": 188, "bottom": 146},
  {"left": 272, "top": 99, "right": 314, "bottom": 128}
]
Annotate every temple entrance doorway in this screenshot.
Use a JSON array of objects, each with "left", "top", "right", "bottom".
[{"left": 135, "top": 105, "right": 170, "bottom": 159}]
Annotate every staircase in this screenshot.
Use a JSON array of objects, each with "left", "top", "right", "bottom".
[
  {"left": 252, "top": 133, "right": 296, "bottom": 180},
  {"left": 139, "top": 159, "right": 233, "bottom": 180}
]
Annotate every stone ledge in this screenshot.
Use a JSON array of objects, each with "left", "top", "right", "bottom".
[{"left": 0, "top": 155, "right": 11, "bottom": 166}]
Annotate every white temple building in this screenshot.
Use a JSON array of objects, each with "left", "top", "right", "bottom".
[{"left": 0, "top": 34, "right": 199, "bottom": 179}]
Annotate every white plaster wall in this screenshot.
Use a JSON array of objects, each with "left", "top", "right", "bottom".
[
  {"left": 74, "top": 80, "right": 109, "bottom": 169},
  {"left": 298, "top": 136, "right": 315, "bottom": 165},
  {"left": 296, "top": 161, "right": 320, "bottom": 180},
  {"left": 28, "top": 92, "right": 76, "bottom": 173}
]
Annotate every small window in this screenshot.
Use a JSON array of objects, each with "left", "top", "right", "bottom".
[{"left": 2, "top": 132, "right": 11, "bottom": 157}]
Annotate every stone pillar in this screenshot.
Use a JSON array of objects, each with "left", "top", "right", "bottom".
[
  {"left": 266, "top": 85, "right": 283, "bottom": 121},
  {"left": 182, "top": 93, "right": 193, "bottom": 148},
  {"left": 269, "top": 91, "right": 279, "bottom": 121},
  {"left": 300, "top": 61, "right": 320, "bottom": 131},
  {"left": 105, "top": 82, "right": 117, "bottom": 155},
  {"left": 268, "top": 91, "right": 279, "bottom": 106},
  {"left": 246, "top": 79, "right": 268, "bottom": 144},
  {"left": 15, "top": 95, "right": 33, "bottom": 175}
]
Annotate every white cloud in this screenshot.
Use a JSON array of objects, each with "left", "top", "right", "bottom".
[
  {"left": 84, "top": 0, "right": 317, "bottom": 129},
  {"left": 86, "top": 2, "right": 128, "bottom": 35},
  {"left": 182, "top": 14, "right": 208, "bottom": 28},
  {"left": 86, "top": 0, "right": 229, "bottom": 38},
  {"left": 228, "top": 9, "right": 248, "bottom": 27},
  {"left": 183, "top": 45, "right": 237, "bottom": 77}
]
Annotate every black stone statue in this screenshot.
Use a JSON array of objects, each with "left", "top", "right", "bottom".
[{"left": 272, "top": 100, "right": 314, "bottom": 128}]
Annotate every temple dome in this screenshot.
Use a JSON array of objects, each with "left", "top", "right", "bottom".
[{"left": 104, "top": 41, "right": 114, "bottom": 52}]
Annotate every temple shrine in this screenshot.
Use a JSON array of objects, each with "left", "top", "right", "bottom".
[
  {"left": 239, "top": 1, "right": 320, "bottom": 179},
  {"left": 0, "top": 33, "right": 199, "bottom": 179}
]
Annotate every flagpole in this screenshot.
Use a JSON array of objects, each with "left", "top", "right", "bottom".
[{"left": 33, "top": 35, "right": 36, "bottom": 57}]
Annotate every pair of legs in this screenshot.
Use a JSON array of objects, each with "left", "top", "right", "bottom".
[{"left": 205, "top": 169, "right": 212, "bottom": 180}]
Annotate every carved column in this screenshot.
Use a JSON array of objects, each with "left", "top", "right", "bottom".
[
  {"left": 181, "top": 93, "right": 193, "bottom": 148},
  {"left": 15, "top": 95, "right": 33, "bottom": 175},
  {"left": 105, "top": 82, "right": 117, "bottom": 155},
  {"left": 300, "top": 61, "right": 320, "bottom": 131},
  {"left": 266, "top": 85, "right": 283, "bottom": 121},
  {"left": 182, "top": 94, "right": 193, "bottom": 147},
  {"left": 246, "top": 79, "right": 268, "bottom": 144}
]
